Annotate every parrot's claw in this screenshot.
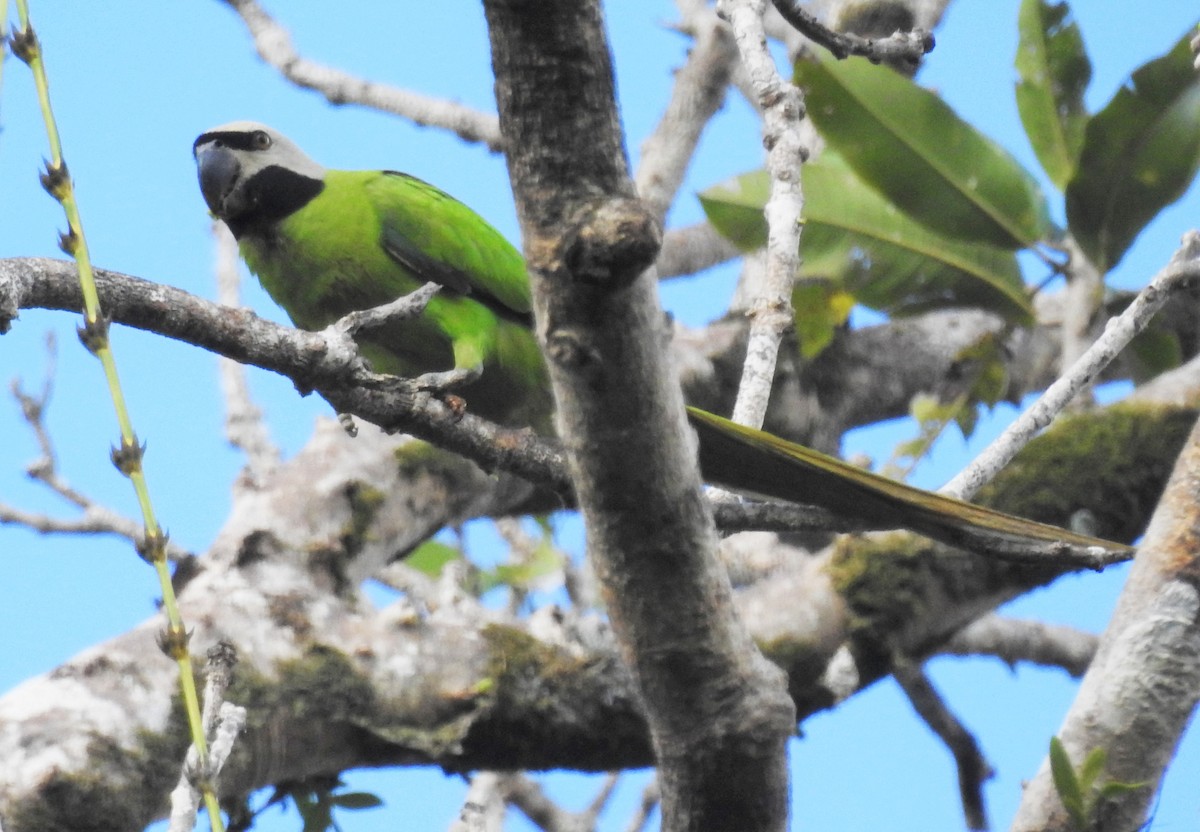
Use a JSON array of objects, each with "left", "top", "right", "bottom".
[{"left": 413, "top": 368, "right": 479, "bottom": 422}]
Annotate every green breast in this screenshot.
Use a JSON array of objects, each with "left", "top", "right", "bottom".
[{"left": 238, "top": 170, "right": 550, "bottom": 427}]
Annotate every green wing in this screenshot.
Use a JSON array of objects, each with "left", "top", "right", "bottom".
[
  {"left": 687, "top": 407, "right": 1132, "bottom": 556},
  {"left": 368, "top": 171, "right": 532, "bottom": 320}
]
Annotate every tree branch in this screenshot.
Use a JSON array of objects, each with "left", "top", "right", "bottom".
[
  {"left": 212, "top": 222, "right": 280, "bottom": 485},
  {"left": 716, "top": 0, "right": 804, "bottom": 430},
  {"left": 894, "top": 665, "right": 992, "bottom": 831},
  {"left": 1012, "top": 411, "right": 1200, "bottom": 831},
  {"left": 944, "top": 233, "right": 1200, "bottom": 501},
  {"left": 941, "top": 614, "right": 1097, "bottom": 677},
  {"left": 218, "top": 0, "right": 502, "bottom": 150},
  {"left": 481, "top": 3, "right": 794, "bottom": 831},
  {"left": 769, "top": 0, "right": 934, "bottom": 67}
]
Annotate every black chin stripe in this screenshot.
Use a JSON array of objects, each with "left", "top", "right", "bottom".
[{"left": 227, "top": 166, "right": 324, "bottom": 237}]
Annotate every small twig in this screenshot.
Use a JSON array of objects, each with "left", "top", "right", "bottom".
[
  {"left": 213, "top": 222, "right": 280, "bottom": 484},
  {"left": 7, "top": 374, "right": 193, "bottom": 561},
  {"left": 655, "top": 221, "right": 740, "bottom": 279},
  {"left": 635, "top": 6, "right": 737, "bottom": 223},
  {"left": 451, "top": 772, "right": 504, "bottom": 832},
  {"left": 1058, "top": 235, "right": 1104, "bottom": 407},
  {"left": 943, "top": 232, "right": 1200, "bottom": 501},
  {"left": 715, "top": 0, "right": 805, "bottom": 430},
  {"left": 494, "top": 518, "right": 539, "bottom": 615},
  {"left": 941, "top": 614, "right": 1098, "bottom": 678},
  {"left": 583, "top": 772, "right": 621, "bottom": 824},
  {"left": 500, "top": 772, "right": 615, "bottom": 832},
  {"left": 769, "top": 0, "right": 934, "bottom": 67},
  {"left": 167, "top": 643, "right": 244, "bottom": 832},
  {"left": 623, "top": 777, "right": 661, "bottom": 832},
  {"left": 326, "top": 281, "right": 440, "bottom": 339},
  {"left": 894, "top": 664, "right": 993, "bottom": 831},
  {"left": 220, "top": 0, "right": 501, "bottom": 150}
]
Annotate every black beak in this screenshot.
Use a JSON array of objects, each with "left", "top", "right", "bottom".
[{"left": 194, "top": 143, "right": 241, "bottom": 217}]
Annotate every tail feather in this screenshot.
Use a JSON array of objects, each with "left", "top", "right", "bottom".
[{"left": 687, "top": 407, "right": 1132, "bottom": 556}]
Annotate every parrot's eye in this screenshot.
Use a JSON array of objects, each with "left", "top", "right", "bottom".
[{"left": 251, "top": 131, "right": 272, "bottom": 150}]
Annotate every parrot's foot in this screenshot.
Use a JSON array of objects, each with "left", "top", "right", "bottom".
[
  {"left": 413, "top": 366, "right": 482, "bottom": 393},
  {"left": 414, "top": 367, "right": 480, "bottom": 422}
]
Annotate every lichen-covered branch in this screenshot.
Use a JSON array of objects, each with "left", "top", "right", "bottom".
[{"left": 1012, "top": 413, "right": 1200, "bottom": 831}]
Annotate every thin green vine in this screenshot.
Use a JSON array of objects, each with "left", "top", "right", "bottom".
[{"left": 8, "top": 4, "right": 224, "bottom": 829}]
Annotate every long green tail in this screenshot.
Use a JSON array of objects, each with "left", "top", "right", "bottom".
[{"left": 687, "top": 407, "right": 1132, "bottom": 556}]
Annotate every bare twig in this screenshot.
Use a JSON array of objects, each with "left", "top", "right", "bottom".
[
  {"left": 623, "top": 777, "right": 661, "bottom": 832},
  {"left": 167, "top": 643, "right": 245, "bottom": 832},
  {"left": 715, "top": 0, "right": 805, "bottom": 430},
  {"left": 326, "top": 281, "right": 440, "bottom": 339},
  {"left": 213, "top": 222, "right": 280, "bottom": 484},
  {"left": 941, "top": 614, "right": 1097, "bottom": 677},
  {"left": 1057, "top": 236, "right": 1105, "bottom": 405},
  {"left": 451, "top": 772, "right": 505, "bottom": 832},
  {"left": 5, "top": 371, "right": 194, "bottom": 561},
  {"left": 636, "top": 7, "right": 738, "bottom": 223},
  {"left": 500, "top": 771, "right": 619, "bottom": 832},
  {"left": 219, "top": 0, "right": 501, "bottom": 150},
  {"left": 943, "top": 232, "right": 1200, "bottom": 501},
  {"left": 655, "top": 221, "right": 740, "bottom": 279},
  {"left": 769, "top": 0, "right": 934, "bottom": 67},
  {"left": 895, "top": 664, "right": 993, "bottom": 831}
]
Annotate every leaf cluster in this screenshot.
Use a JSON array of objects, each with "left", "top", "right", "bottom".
[
  {"left": 1048, "top": 737, "right": 1145, "bottom": 830},
  {"left": 702, "top": 0, "right": 1200, "bottom": 363}
]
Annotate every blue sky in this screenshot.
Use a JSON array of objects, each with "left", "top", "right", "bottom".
[{"left": 2, "top": 1, "right": 1199, "bottom": 830}]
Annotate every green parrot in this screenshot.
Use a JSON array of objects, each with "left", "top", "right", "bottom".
[
  {"left": 193, "top": 120, "right": 551, "bottom": 428},
  {"left": 194, "top": 122, "right": 1130, "bottom": 557}
]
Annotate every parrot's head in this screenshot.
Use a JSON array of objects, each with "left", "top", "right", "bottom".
[{"left": 193, "top": 122, "right": 325, "bottom": 230}]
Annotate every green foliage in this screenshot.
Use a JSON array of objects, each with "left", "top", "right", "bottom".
[
  {"left": 792, "top": 280, "right": 855, "bottom": 357},
  {"left": 1015, "top": 0, "right": 1091, "bottom": 188},
  {"left": 405, "top": 539, "right": 462, "bottom": 577},
  {"left": 475, "top": 519, "right": 563, "bottom": 596},
  {"left": 1048, "top": 737, "right": 1146, "bottom": 830},
  {"left": 796, "top": 49, "right": 1053, "bottom": 250},
  {"left": 699, "top": 153, "right": 1032, "bottom": 329},
  {"left": 888, "top": 336, "right": 1007, "bottom": 475},
  {"left": 701, "top": 3, "right": 1200, "bottom": 381},
  {"left": 1065, "top": 27, "right": 1200, "bottom": 271},
  {"left": 409, "top": 520, "right": 564, "bottom": 597},
  {"left": 1049, "top": 737, "right": 1088, "bottom": 826},
  {"left": 261, "top": 776, "right": 383, "bottom": 832}
]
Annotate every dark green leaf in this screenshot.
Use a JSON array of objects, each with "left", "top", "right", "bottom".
[
  {"left": 1066, "top": 26, "right": 1200, "bottom": 271},
  {"left": 1015, "top": 0, "right": 1091, "bottom": 188},
  {"left": 796, "top": 52, "right": 1053, "bottom": 249},
  {"left": 800, "top": 154, "right": 1032, "bottom": 322},
  {"left": 700, "top": 158, "right": 1033, "bottom": 321}
]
